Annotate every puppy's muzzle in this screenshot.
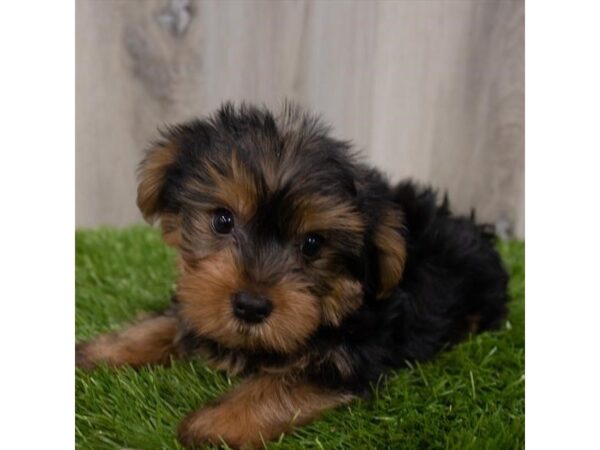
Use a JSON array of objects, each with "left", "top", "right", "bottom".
[{"left": 231, "top": 292, "right": 273, "bottom": 324}]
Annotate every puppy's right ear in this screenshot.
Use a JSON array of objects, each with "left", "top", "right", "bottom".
[
  {"left": 137, "top": 140, "right": 183, "bottom": 248},
  {"left": 137, "top": 141, "right": 180, "bottom": 223}
]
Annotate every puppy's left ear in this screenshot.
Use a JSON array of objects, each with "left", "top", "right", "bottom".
[{"left": 373, "top": 204, "right": 407, "bottom": 299}]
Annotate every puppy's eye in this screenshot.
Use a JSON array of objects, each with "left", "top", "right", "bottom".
[
  {"left": 212, "top": 209, "right": 234, "bottom": 234},
  {"left": 301, "top": 233, "right": 324, "bottom": 258}
]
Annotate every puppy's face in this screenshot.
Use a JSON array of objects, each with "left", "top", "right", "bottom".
[{"left": 138, "top": 104, "right": 406, "bottom": 354}]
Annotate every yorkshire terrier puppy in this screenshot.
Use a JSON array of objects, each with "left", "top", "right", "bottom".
[{"left": 76, "top": 103, "right": 508, "bottom": 449}]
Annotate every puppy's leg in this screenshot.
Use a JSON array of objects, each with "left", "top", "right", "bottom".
[
  {"left": 177, "top": 373, "right": 353, "bottom": 449},
  {"left": 76, "top": 312, "right": 180, "bottom": 369}
]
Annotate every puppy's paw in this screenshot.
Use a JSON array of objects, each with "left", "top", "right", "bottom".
[
  {"left": 177, "top": 406, "right": 266, "bottom": 450},
  {"left": 75, "top": 335, "right": 117, "bottom": 370},
  {"left": 75, "top": 341, "right": 97, "bottom": 370},
  {"left": 75, "top": 314, "right": 179, "bottom": 370}
]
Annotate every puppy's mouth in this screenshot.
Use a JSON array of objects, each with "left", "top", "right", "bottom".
[
  {"left": 232, "top": 318, "right": 267, "bottom": 337},
  {"left": 226, "top": 313, "right": 283, "bottom": 354}
]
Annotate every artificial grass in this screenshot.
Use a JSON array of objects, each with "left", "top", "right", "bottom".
[{"left": 76, "top": 226, "right": 524, "bottom": 450}]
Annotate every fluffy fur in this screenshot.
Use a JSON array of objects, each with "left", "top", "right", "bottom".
[{"left": 76, "top": 102, "right": 508, "bottom": 449}]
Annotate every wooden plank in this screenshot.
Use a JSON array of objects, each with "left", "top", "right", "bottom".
[{"left": 76, "top": 0, "right": 524, "bottom": 237}]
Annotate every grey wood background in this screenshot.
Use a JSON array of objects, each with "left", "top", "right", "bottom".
[{"left": 76, "top": 0, "right": 524, "bottom": 237}]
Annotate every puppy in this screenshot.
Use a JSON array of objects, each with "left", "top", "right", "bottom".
[{"left": 76, "top": 102, "right": 508, "bottom": 449}]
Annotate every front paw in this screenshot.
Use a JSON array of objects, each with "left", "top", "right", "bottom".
[
  {"left": 177, "top": 406, "right": 265, "bottom": 450},
  {"left": 75, "top": 336, "right": 116, "bottom": 370},
  {"left": 75, "top": 341, "right": 98, "bottom": 370}
]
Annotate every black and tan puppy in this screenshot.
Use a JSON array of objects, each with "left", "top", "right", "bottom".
[{"left": 76, "top": 103, "right": 508, "bottom": 449}]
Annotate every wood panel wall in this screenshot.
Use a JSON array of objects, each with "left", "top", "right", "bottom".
[{"left": 76, "top": 0, "right": 524, "bottom": 237}]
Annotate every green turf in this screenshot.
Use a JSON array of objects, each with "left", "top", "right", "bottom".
[{"left": 76, "top": 226, "right": 524, "bottom": 450}]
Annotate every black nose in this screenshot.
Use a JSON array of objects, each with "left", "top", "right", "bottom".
[{"left": 231, "top": 292, "right": 273, "bottom": 324}]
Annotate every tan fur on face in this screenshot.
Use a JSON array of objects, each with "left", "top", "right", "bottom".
[
  {"left": 184, "top": 153, "right": 258, "bottom": 224},
  {"left": 321, "top": 278, "right": 363, "bottom": 327},
  {"left": 375, "top": 207, "right": 407, "bottom": 298},
  {"left": 75, "top": 315, "right": 179, "bottom": 369},
  {"left": 295, "top": 195, "right": 365, "bottom": 236},
  {"left": 265, "top": 276, "right": 321, "bottom": 352},
  {"left": 177, "top": 373, "right": 354, "bottom": 450},
  {"left": 178, "top": 249, "right": 321, "bottom": 354}
]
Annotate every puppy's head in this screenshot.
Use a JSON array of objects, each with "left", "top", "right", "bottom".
[{"left": 138, "top": 103, "right": 406, "bottom": 354}]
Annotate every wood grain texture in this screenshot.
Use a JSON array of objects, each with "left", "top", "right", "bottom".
[{"left": 76, "top": 0, "right": 524, "bottom": 237}]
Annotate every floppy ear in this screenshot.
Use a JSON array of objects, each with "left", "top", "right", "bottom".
[
  {"left": 373, "top": 204, "right": 407, "bottom": 299},
  {"left": 137, "top": 141, "right": 179, "bottom": 221},
  {"left": 137, "top": 140, "right": 181, "bottom": 246}
]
